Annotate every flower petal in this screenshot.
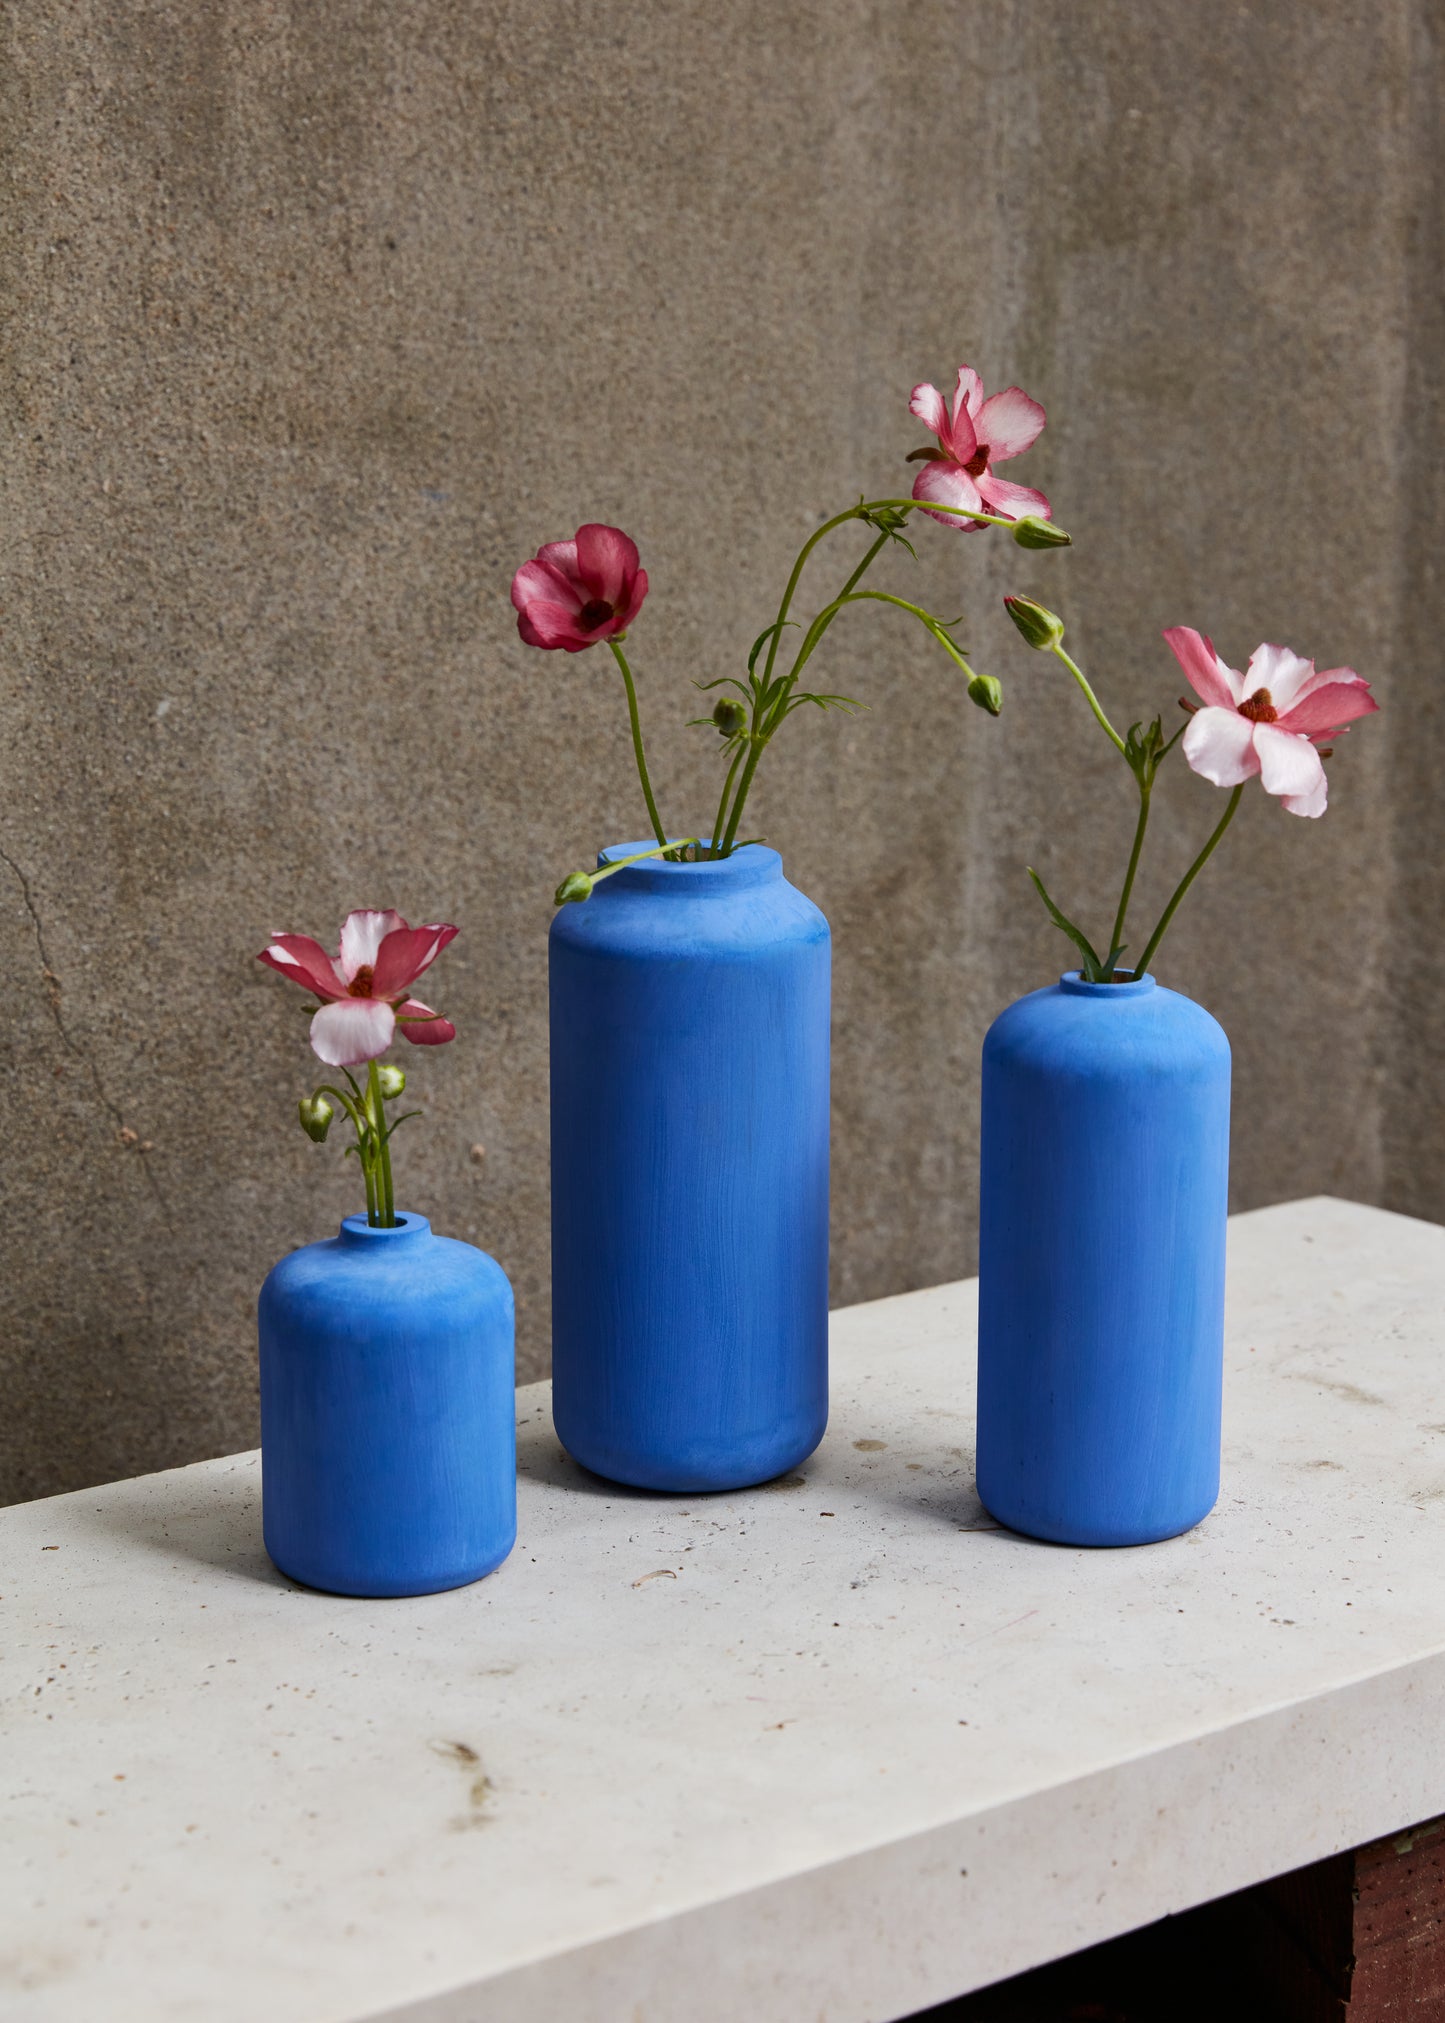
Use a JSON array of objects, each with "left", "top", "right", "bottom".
[
  {"left": 396, "top": 998, "right": 456, "bottom": 1046},
  {"left": 615, "top": 565, "right": 649, "bottom": 631},
  {"left": 517, "top": 600, "right": 594, "bottom": 651},
  {"left": 1162, "top": 627, "right": 1240, "bottom": 710},
  {"left": 575, "top": 524, "right": 640, "bottom": 609},
  {"left": 257, "top": 935, "right": 345, "bottom": 1001},
  {"left": 975, "top": 474, "right": 1052, "bottom": 523},
  {"left": 309, "top": 997, "right": 396, "bottom": 1066},
  {"left": 1254, "top": 724, "right": 1327, "bottom": 808},
  {"left": 908, "top": 381, "right": 949, "bottom": 445},
  {"left": 953, "top": 365, "right": 985, "bottom": 422},
  {"left": 1182, "top": 707, "right": 1262, "bottom": 787},
  {"left": 339, "top": 909, "right": 406, "bottom": 982},
  {"left": 512, "top": 555, "right": 584, "bottom": 616},
  {"left": 1276, "top": 672, "right": 1379, "bottom": 738},
  {"left": 976, "top": 386, "right": 1046, "bottom": 462},
  {"left": 911, "top": 458, "right": 985, "bottom": 529},
  {"left": 371, "top": 923, "right": 459, "bottom": 998},
  {"left": 1244, "top": 642, "right": 1317, "bottom": 713},
  {"left": 1281, "top": 769, "right": 1328, "bottom": 818}
]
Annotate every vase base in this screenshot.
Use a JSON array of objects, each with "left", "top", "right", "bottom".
[
  {"left": 265, "top": 1526, "right": 517, "bottom": 1599},
  {"left": 977, "top": 1489, "right": 1218, "bottom": 1550},
  {"left": 556, "top": 1416, "right": 826, "bottom": 1496}
]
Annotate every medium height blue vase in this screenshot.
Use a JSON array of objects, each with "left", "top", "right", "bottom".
[
  {"left": 258, "top": 1213, "right": 516, "bottom": 1596},
  {"left": 549, "top": 841, "right": 830, "bottom": 1492},
  {"left": 976, "top": 971, "right": 1230, "bottom": 1547}
]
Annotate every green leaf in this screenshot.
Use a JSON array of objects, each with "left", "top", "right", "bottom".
[
  {"left": 1027, "top": 868, "right": 1108, "bottom": 980},
  {"left": 747, "top": 620, "right": 797, "bottom": 677}
]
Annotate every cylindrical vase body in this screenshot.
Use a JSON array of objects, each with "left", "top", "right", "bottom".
[
  {"left": 259, "top": 1213, "right": 516, "bottom": 1595},
  {"left": 549, "top": 842, "right": 830, "bottom": 1491},
  {"left": 977, "top": 972, "right": 1230, "bottom": 1546}
]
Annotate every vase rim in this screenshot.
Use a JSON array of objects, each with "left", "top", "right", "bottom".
[
  {"left": 595, "top": 839, "right": 782, "bottom": 892},
  {"left": 339, "top": 1211, "right": 431, "bottom": 1242},
  {"left": 1058, "top": 969, "right": 1157, "bottom": 998}
]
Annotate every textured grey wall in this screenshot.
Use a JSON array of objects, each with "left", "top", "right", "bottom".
[{"left": 2, "top": 1, "right": 1439, "bottom": 1504}]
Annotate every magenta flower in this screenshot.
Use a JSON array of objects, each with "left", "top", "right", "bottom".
[
  {"left": 908, "top": 366, "right": 1051, "bottom": 530},
  {"left": 511, "top": 523, "right": 649, "bottom": 653},
  {"left": 1164, "top": 628, "right": 1379, "bottom": 819},
  {"left": 258, "top": 910, "right": 458, "bottom": 1066}
]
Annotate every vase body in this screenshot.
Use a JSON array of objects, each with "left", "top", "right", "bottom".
[
  {"left": 976, "top": 972, "right": 1230, "bottom": 1547},
  {"left": 549, "top": 841, "right": 830, "bottom": 1491},
  {"left": 258, "top": 1213, "right": 516, "bottom": 1596}
]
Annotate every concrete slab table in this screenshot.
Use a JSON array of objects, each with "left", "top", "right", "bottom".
[{"left": 3, "top": 1196, "right": 1444, "bottom": 2022}]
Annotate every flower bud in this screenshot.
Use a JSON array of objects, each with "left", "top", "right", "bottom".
[
  {"left": 555, "top": 870, "right": 594, "bottom": 906},
  {"left": 1003, "top": 594, "right": 1065, "bottom": 650},
  {"left": 1011, "top": 514, "right": 1072, "bottom": 550},
  {"left": 967, "top": 671, "right": 1003, "bottom": 717},
  {"left": 712, "top": 696, "right": 748, "bottom": 738},
  {"left": 298, "top": 1094, "right": 334, "bottom": 1143},
  {"left": 376, "top": 1063, "right": 406, "bottom": 1100}
]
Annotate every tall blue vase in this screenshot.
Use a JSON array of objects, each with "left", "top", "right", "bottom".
[
  {"left": 976, "top": 971, "right": 1230, "bottom": 1547},
  {"left": 258, "top": 1213, "right": 516, "bottom": 1596},
  {"left": 549, "top": 841, "right": 830, "bottom": 1491}
]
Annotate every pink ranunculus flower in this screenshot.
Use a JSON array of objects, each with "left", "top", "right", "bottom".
[
  {"left": 1164, "top": 629, "right": 1379, "bottom": 819},
  {"left": 258, "top": 910, "right": 459, "bottom": 1067},
  {"left": 511, "top": 523, "right": 649, "bottom": 653},
  {"left": 908, "top": 366, "right": 1051, "bottom": 531}
]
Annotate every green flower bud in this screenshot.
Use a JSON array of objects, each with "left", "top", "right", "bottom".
[
  {"left": 376, "top": 1063, "right": 406, "bottom": 1100},
  {"left": 712, "top": 697, "right": 748, "bottom": 737},
  {"left": 1011, "top": 515, "right": 1072, "bottom": 550},
  {"left": 555, "top": 870, "right": 594, "bottom": 906},
  {"left": 1003, "top": 594, "right": 1065, "bottom": 650},
  {"left": 967, "top": 671, "right": 1003, "bottom": 717},
  {"left": 298, "top": 1094, "right": 334, "bottom": 1144}
]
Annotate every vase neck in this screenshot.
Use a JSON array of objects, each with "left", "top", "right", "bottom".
[
  {"left": 339, "top": 1211, "right": 431, "bottom": 1245},
  {"left": 1058, "top": 970, "right": 1157, "bottom": 998},
  {"left": 595, "top": 840, "right": 782, "bottom": 895}
]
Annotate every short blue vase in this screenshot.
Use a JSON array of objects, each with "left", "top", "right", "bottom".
[
  {"left": 976, "top": 971, "right": 1230, "bottom": 1547},
  {"left": 258, "top": 1213, "right": 516, "bottom": 1596},
  {"left": 549, "top": 842, "right": 830, "bottom": 1492}
]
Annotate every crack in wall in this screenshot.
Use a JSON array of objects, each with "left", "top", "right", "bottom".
[{"left": 1, "top": 845, "right": 173, "bottom": 1226}]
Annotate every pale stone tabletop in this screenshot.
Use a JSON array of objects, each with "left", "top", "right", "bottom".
[{"left": 3, "top": 1198, "right": 1444, "bottom": 2023}]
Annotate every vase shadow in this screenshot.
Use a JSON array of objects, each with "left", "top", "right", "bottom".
[{"left": 77, "top": 1453, "right": 297, "bottom": 1590}]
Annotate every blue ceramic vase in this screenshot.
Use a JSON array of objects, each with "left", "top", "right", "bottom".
[
  {"left": 976, "top": 971, "right": 1230, "bottom": 1547},
  {"left": 258, "top": 1213, "right": 516, "bottom": 1596},
  {"left": 549, "top": 841, "right": 830, "bottom": 1491}
]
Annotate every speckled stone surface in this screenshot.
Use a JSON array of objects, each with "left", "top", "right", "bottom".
[
  {"left": 3, "top": 1199, "right": 1444, "bottom": 2021},
  {"left": 1, "top": 4, "right": 1440, "bottom": 1499}
]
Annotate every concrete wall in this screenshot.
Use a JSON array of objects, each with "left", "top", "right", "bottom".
[{"left": 3, "top": 1, "right": 1439, "bottom": 1503}]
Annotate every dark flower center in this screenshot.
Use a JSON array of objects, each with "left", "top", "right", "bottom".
[
  {"left": 578, "top": 598, "right": 614, "bottom": 631},
  {"left": 1238, "top": 687, "right": 1278, "bottom": 723},
  {"left": 963, "top": 444, "right": 990, "bottom": 478},
  {"left": 347, "top": 964, "right": 375, "bottom": 998}
]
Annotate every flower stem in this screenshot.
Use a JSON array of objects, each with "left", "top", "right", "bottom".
[
  {"left": 607, "top": 638, "right": 668, "bottom": 848},
  {"left": 1047, "top": 640, "right": 1126, "bottom": 755},
  {"left": 366, "top": 1058, "right": 397, "bottom": 1226},
  {"left": 709, "top": 742, "right": 746, "bottom": 858},
  {"left": 1133, "top": 784, "right": 1244, "bottom": 978},
  {"left": 1109, "top": 776, "right": 1152, "bottom": 960}
]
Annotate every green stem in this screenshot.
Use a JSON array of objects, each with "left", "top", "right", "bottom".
[
  {"left": 1110, "top": 776, "right": 1152, "bottom": 960},
  {"left": 709, "top": 742, "right": 746, "bottom": 858},
  {"left": 608, "top": 638, "right": 668, "bottom": 848},
  {"left": 1047, "top": 640, "right": 1127, "bottom": 755},
  {"left": 1133, "top": 784, "right": 1244, "bottom": 978},
  {"left": 366, "top": 1058, "right": 396, "bottom": 1227}
]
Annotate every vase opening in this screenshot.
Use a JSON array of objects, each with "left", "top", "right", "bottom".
[
  {"left": 1058, "top": 969, "right": 1157, "bottom": 998},
  {"left": 595, "top": 839, "right": 782, "bottom": 895},
  {"left": 339, "top": 1211, "right": 431, "bottom": 1243}
]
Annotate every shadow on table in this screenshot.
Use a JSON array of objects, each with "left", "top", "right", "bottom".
[{"left": 75, "top": 1458, "right": 294, "bottom": 1590}]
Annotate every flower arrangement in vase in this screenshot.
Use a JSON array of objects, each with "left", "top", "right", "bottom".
[
  {"left": 977, "top": 598, "right": 1380, "bottom": 1546},
  {"left": 254, "top": 911, "right": 515, "bottom": 1596},
  {"left": 510, "top": 367, "right": 1070, "bottom": 1492}
]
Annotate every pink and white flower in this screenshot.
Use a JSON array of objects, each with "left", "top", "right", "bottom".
[
  {"left": 258, "top": 910, "right": 458, "bottom": 1066},
  {"left": 1164, "top": 628, "right": 1379, "bottom": 819},
  {"left": 511, "top": 523, "right": 649, "bottom": 653},
  {"left": 908, "top": 366, "right": 1051, "bottom": 531}
]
